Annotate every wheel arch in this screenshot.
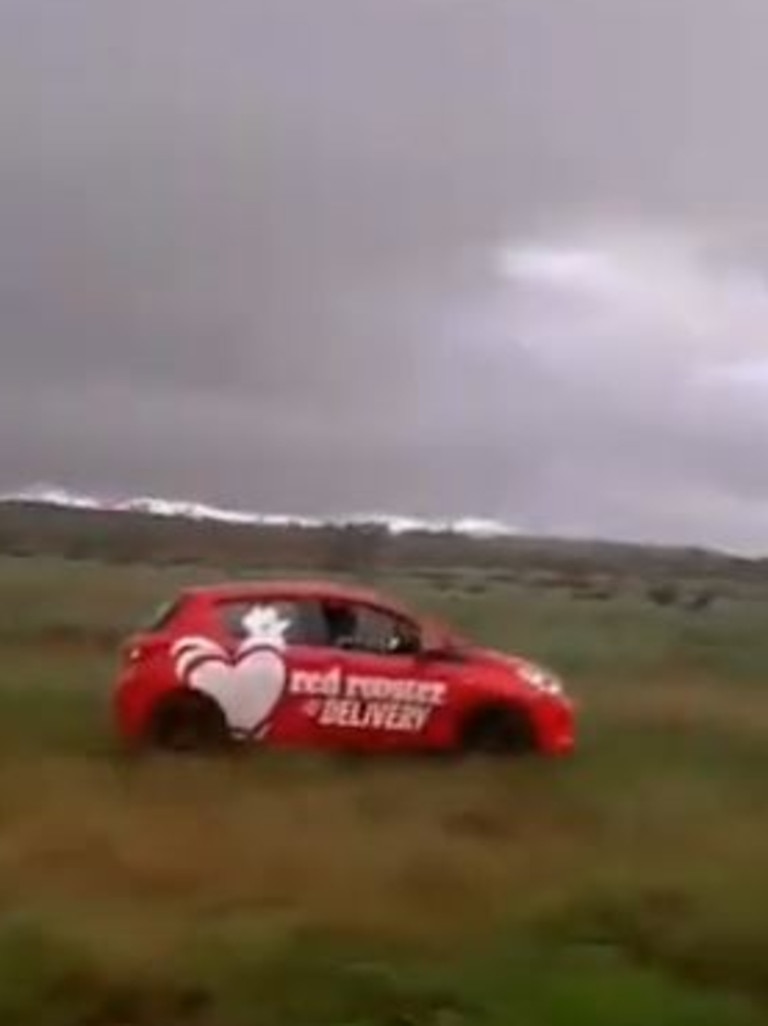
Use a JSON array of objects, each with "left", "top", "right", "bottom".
[
  {"left": 456, "top": 699, "right": 539, "bottom": 754},
  {"left": 145, "top": 686, "right": 230, "bottom": 748}
]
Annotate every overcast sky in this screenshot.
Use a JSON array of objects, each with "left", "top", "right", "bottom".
[{"left": 3, "top": 0, "right": 768, "bottom": 552}]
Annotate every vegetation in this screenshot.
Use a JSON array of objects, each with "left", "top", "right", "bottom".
[{"left": 0, "top": 518, "right": 766, "bottom": 1023}]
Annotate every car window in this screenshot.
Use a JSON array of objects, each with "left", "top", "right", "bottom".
[
  {"left": 139, "top": 596, "right": 184, "bottom": 632},
  {"left": 320, "top": 600, "right": 421, "bottom": 655},
  {"left": 217, "top": 598, "right": 326, "bottom": 646}
]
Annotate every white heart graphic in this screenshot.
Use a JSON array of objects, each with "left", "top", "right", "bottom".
[
  {"left": 175, "top": 641, "right": 287, "bottom": 734},
  {"left": 171, "top": 605, "right": 293, "bottom": 735}
]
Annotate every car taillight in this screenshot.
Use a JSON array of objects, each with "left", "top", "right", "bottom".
[{"left": 120, "top": 635, "right": 161, "bottom": 667}]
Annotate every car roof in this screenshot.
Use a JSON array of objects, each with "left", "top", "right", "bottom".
[{"left": 181, "top": 578, "right": 415, "bottom": 617}]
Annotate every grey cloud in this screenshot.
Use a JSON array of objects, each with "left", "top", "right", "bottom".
[{"left": 3, "top": 0, "right": 768, "bottom": 550}]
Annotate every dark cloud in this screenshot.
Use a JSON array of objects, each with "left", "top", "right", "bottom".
[{"left": 3, "top": 0, "right": 768, "bottom": 550}]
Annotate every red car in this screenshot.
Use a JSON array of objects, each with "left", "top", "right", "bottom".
[{"left": 113, "top": 580, "right": 575, "bottom": 757}]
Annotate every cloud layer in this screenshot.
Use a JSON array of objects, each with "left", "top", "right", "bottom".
[{"left": 3, "top": 0, "right": 768, "bottom": 551}]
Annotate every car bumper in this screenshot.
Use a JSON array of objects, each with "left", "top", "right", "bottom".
[
  {"left": 533, "top": 696, "right": 576, "bottom": 755},
  {"left": 113, "top": 670, "right": 159, "bottom": 744}
]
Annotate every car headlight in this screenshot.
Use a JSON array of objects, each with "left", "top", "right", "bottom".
[{"left": 518, "top": 661, "right": 564, "bottom": 696}]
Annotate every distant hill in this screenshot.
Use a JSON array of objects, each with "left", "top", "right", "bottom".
[
  {"left": 0, "top": 491, "right": 763, "bottom": 589},
  {"left": 0, "top": 485, "right": 516, "bottom": 538}
]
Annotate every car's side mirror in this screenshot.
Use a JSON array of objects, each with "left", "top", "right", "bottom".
[
  {"left": 417, "top": 644, "right": 451, "bottom": 662},
  {"left": 418, "top": 638, "right": 467, "bottom": 663},
  {"left": 384, "top": 635, "right": 420, "bottom": 656}
]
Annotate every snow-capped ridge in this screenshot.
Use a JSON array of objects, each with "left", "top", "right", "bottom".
[{"left": 0, "top": 484, "right": 517, "bottom": 539}]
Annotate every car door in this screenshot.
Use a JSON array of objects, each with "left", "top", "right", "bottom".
[
  {"left": 211, "top": 595, "right": 342, "bottom": 747},
  {"left": 311, "top": 598, "right": 453, "bottom": 752}
]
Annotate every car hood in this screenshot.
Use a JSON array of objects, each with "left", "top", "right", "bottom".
[
  {"left": 426, "top": 622, "right": 565, "bottom": 695},
  {"left": 459, "top": 644, "right": 566, "bottom": 696}
]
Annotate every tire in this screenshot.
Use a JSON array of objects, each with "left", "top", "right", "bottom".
[
  {"left": 459, "top": 705, "right": 536, "bottom": 757},
  {"left": 147, "top": 691, "right": 230, "bottom": 754}
]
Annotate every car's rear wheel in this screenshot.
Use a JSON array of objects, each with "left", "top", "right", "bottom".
[
  {"left": 459, "top": 705, "right": 536, "bottom": 756},
  {"left": 148, "top": 691, "right": 230, "bottom": 754}
]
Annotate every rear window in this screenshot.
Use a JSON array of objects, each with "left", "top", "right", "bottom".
[{"left": 139, "top": 596, "right": 184, "bottom": 632}]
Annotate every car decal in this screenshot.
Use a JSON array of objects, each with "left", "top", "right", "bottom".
[
  {"left": 173, "top": 603, "right": 448, "bottom": 737},
  {"left": 291, "top": 667, "right": 447, "bottom": 734},
  {"left": 171, "top": 604, "right": 290, "bottom": 735}
]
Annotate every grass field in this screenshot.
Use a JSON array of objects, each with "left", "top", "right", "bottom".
[{"left": 0, "top": 554, "right": 766, "bottom": 1024}]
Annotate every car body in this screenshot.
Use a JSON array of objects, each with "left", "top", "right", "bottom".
[{"left": 113, "top": 579, "right": 575, "bottom": 756}]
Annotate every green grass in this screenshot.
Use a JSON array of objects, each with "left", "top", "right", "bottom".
[{"left": 0, "top": 554, "right": 764, "bottom": 1023}]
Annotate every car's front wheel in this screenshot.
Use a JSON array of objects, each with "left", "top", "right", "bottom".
[
  {"left": 147, "top": 691, "right": 230, "bottom": 754},
  {"left": 458, "top": 705, "right": 536, "bottom": 756}
]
